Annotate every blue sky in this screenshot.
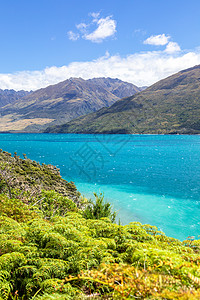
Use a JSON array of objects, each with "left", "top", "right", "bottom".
[{"left": 1, "top": 0, "right": 200, "bottom": 90}]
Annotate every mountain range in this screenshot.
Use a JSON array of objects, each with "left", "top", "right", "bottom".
[
  {"left": 45, "top": 65, "right": 200, "bottom": 134},
  {"left": 0, "top": 78, "right": 142, "bottom": 132},
  {"left": 0, "top": 89, "right": 30, "bottom": 107}
]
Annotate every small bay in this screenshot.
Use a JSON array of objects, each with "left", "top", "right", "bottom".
[{"left": 0, "top": 133, "right": 199, "bottom": 240}]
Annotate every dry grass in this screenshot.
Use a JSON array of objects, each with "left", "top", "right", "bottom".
[{"left": 0, "top": 114, "right": 54, "bottom": 131}]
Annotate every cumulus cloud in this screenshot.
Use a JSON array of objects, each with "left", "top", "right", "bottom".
[
  {"left": 1, "top": 48, "right": 200, "bottom": 91},
  {"left": 144, "top": 33, "right": 181, "bottom": 54},
  {"left": 67, "top": 31, "right": 80, "bottom": 41},
  {"left": 68, "top": 12, "right": 117, "bottom": 43},
  {"left": 84, "top": 16, "right": 116, "bottom": 43},
  {"left": 144, "top": 34, "right": 170, "bottom": 46},
  {"left": 89, "top": 12, "right": 100, "bottom": 20},
  {"left": 165, "top": 41, "right": 181, "bottom": 53},
  {"left": 76, "top": 23, "right": 88, "bottom": 32}
]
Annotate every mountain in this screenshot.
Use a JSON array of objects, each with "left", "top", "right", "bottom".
[
  {"left": 0, "top": 89, "right": 29, "bottom": 107},
  {"left": 0, "top": 77, "right": 141, "bottom": 132},
  {"left": 45, "top": 65, "right": 200, "bottom": 134},
  {"left": 88, "top": 77, "right": 143, "bottom": 98}
]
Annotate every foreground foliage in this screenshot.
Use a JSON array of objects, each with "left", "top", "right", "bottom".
[
  {"left": 0, "top": 151, "right": 200, "bottom": 299},
  {"left": 82, "top": 193, "right": 116, "bottom": 222},
  {"left": 0, "top": 205, "right": 200, "bottom": 299}
]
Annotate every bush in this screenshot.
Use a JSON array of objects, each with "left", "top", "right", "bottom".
[{"left": 82, "top": 193, "right": 116, "bottom": 222}]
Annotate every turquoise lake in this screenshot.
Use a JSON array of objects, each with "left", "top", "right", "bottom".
[{"left": 0, "top": 133, "right": 200, "bottom": 240}]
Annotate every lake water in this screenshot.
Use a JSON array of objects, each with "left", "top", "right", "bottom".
[{"left": 0, "top": 133, "right": 200, "bottom": 241}]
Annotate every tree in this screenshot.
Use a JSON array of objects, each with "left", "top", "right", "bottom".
[{"left": 83, "top": 193, "right": 116, "bottom": 222}]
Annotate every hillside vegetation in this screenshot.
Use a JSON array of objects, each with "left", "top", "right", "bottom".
[
  {"left": 0, "top": 151, "right": 200, "bottom": 299},
  {"left": 0, "top": 150, "right": 81, "bottom": 207},
  {"left": 45, "top": 65, "right": 200, "bottom": 134}
]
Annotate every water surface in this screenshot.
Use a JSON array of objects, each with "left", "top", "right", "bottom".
[{"left": 0, "top": 133, "right": 199, "bottom": 240}]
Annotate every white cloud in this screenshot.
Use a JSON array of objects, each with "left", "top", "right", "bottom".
[
  {"left": 165, "top": 41, "right": 181, "bottom": 53},
  {"left": 84, "top": 16, "right": 116, "bottom": 43},
  {"left": 68, "top": 12, "right": 117, "bottom": 43},
  {"left": 1, "top": 48, "right": 200, "bottom": 91},
  {"left": 67, "top": 31, "right": 80, "bottom": 41},
  {"left": 144, "top": 34, "right": 170, "bottom": 46},
  {"left": 143, "top": 33, "right": 181, "bottom": 54},
  {"left": 76, "top": 23, "right": 87, "bottom": 32},
  {"left": 89, "top": 12, "right": 100, "bottom": 20}
]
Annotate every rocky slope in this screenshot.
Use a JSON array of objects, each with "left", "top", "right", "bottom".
[{"left": 0, "top": 89, "right": 29, "bottom": 107}]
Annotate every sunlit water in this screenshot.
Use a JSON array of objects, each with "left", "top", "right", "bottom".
[{"left": 0, "top": 133, "right": 200, "bottom": 240}]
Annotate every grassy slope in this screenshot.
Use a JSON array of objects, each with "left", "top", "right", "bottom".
[{"left": 45, "top": 65, "right": 200, "bottom": 134}]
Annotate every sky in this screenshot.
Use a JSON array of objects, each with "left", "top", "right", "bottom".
[{"left": 1, "top": 0, "right": 200, "bottom": 91}]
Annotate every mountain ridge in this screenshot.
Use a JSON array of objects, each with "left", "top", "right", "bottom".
[
  {"left": 0, "top": 77, "right": 142, "bottom": 132},
  {"left": 45, "top": 64, "right": 200, "bottom": 134},
  {"left": 0, "top": 89, "right": 30, "bottom": 108}
]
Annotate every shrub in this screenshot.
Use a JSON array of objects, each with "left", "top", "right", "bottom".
[{"left": 82, "top": 193, "right": 116, "bottom": 222}]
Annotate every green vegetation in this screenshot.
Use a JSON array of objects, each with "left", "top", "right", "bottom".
[
  {"left": 82, "top": 193, "right": 116, "bottom": 222},
  {"left": 0, "top": 150, "right": 81, "bottom": 207},
  {"left": 0, "top": 151, "right": 200, "bottom": 299},
  {"left": 45, "top": 65, "right": 200, "bottom": 134}
]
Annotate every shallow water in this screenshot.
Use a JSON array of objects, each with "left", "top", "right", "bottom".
[{"left": 0, "top": 133, "right": 199, "bottom": 240}]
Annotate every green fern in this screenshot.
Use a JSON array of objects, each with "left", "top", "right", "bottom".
[
  {"left": 33, "top": 292, "right": 72, "bottom": 300},
  {"left": 0, "top": 280, "right": 11, "bottom": 300}
]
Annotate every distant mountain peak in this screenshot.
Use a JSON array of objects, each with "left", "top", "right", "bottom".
[{"left": 0, "top": 89, "right": 30, "bottom": 108}]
